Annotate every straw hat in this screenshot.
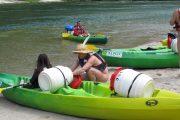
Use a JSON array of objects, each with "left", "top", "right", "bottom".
[{"left": 73, "top": 44, "right": 93, "bottom": 54}]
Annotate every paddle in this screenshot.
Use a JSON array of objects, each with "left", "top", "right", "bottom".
[
  {"left": 81, "top": 34, "right": 100, "bottom": 51},
  {"left": 82, "top": 34, "right": 90, "bottom": 47},
  {"left": 0, "top": 83, "right": 28, "bottom": 94},
  {"left": 86, "top": 44, "right": 98, "bottom": 51}
]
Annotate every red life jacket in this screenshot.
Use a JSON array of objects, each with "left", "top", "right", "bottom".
[
  {"left": 73, "top": 28, "right": 79, "bottom": 36},
  {"left": 73, "top": 24, "right": 86, "bottom": 36}
]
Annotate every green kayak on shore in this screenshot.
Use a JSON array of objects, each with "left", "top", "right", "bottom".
[
  {"left": 98, "top": 47, "right": 180, "bottom": 68},
  {"left": 0, "top": 73, "right": 180, "bottom": 120},
  {"left": 62, "top": 33, "right": 108, "bottom": 44}
]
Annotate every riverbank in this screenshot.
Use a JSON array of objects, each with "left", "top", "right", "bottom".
[
  {"left": 0, "top": 0, "right": 63, "bottom": 4},
  {"left": 0, "top": 0, "right": 179, "bottom": 4}
]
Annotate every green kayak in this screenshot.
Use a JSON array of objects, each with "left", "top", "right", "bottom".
[
  {"left": 62, "top": 33, "right": 108, "bottom": 44},
  {"left": 98, "top": 47, "right": 180, "bottom": 68},
  {"left": 1, "top": 73, "right": 180, "bottom": 120}
]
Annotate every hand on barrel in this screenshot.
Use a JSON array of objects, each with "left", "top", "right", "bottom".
[{"left": 73, "top": 68, "right": 85, "bottom": 75}]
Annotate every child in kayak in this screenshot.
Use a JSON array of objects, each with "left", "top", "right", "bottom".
[
  {"left": 25, "top": 54, "right": 52, "bottom": 88},
  {"left": 170, "top": 8, "right": 180, "bottom": 53},
  {"left": 71, "top": 44, "right": 108, "bottom": 83}
]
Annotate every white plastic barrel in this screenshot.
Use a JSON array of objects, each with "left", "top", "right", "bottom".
[
  {"left": 114, "top": 69, "right": 154, "bottom": 98},
  {"left": 171, "top": 38, "right": 178, "bottom": 53},
  {"left": 38, "top": 65, "right": 73, "bottom": 93}
]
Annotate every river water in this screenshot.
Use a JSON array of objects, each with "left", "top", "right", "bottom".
[{"left": 0, "top": 1, "right": 179, "bottom": 76}]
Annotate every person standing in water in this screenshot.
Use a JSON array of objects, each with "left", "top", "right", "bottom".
[
  {"left": 71, "top": 44, "right": 108, "bottom": 83},
  {"left": 170, "top": 8, "right": 180, "bottom": 53}
]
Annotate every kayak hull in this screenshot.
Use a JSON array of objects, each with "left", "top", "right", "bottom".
[
  {"left": 99, "top": 47, "right": 180, "bottom": 68},
  {"left": 1, "top": 73, "right": 180, "bottom": 120},
  {"left": 62, "top": 33, "right": 108, "bottom": 44}
]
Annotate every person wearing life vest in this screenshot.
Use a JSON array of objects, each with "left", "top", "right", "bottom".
[
  {"left": 73, "top": 21, "right": 88, "bottom": 37},
  {"left": 71, "top": 44, "right": 108, "bottom": 83},
  {"left": 65, "top": 24, "right": 74, "bottom": 34},
  {"left": 170, "top": 8, "right": 180, "bottom": 53}
]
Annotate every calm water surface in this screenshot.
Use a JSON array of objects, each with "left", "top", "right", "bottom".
[{"left": 0, "top": 1, "right": 179, "bottom": 75}]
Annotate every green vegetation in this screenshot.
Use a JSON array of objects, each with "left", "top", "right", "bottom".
[{"left": 24, "top": 0, "right": 39, "bottom": 3}]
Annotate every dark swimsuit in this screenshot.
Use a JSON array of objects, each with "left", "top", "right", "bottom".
[{"left": 78, "top": 53, "right": 107, "bottom": 72}]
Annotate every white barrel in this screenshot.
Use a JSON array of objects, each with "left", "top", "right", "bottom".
[
  {"left": 38, "top": 65, "right": 73, "bottom": 93},
  {"left": 171, "top": 38, "right": 178, "bottom": 53},
  {"left": 114, "top": 69, "right": 154, "bottom": 98}
]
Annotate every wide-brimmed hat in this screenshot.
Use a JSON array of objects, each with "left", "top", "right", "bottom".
[{"left": 73, "top": 44, "right": 93, "bottom": 54}]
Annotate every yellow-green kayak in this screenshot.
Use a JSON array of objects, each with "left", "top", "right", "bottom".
[{"left": 0, "top": 73, "right": 180, "bottom": 120}]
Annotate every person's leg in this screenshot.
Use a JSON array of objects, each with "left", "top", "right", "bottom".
[
  {"left": 178, "top": 33, "right": 180, "bottom": 53},
  {"left": 87, "top": 68, "right": 108, "bottom": 83},
  {"left": 177, "top": 34, "right": 180, "bottom": 67}
]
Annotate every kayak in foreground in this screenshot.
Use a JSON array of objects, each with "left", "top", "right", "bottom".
[
  {"left": 98, "top": 46, "right": 179, "bottom": 68},
  {"left": 61, "top": 33, "right": 108, "bottom": 44},
  {"left": 0, "top": 73, "right": 180, "bottom": 120}
]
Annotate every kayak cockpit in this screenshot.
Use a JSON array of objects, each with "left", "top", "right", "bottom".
[{"left": 17, "top": 81, "right": 180, "bottom": 99}]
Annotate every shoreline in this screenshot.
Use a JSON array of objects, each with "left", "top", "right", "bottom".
[
  {"left": 0, "top": 0, "right": 63, "bottom": 4},
  {"left": 0, "top": 0, "right": 179, "bottom": 4},
  {"left": 0, "top": 0, "right": 25, "bottom": 4}
]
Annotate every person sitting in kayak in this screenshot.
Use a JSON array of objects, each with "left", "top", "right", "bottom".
[
  {"left": 71, "top": 44, "right": 108, "bottom": 83},
  {"left": 170, "top": 8, "right": 180, "bottom": 53},
  {"left": 64, "top": 24, "right": 74, "bottom": 34},
  {"left": 25, "top": 54, "right": 52, "bottom": 88},
  {"left": 73, "top": 21, "right": 88, "bottom": 37}
]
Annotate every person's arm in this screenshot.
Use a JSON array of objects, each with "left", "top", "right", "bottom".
[
  {"left": 71, "top": 59, "right": 79, "bottom": 72},
  {"left": 73, "top": 56, "right": 95, "bottom": 75}
]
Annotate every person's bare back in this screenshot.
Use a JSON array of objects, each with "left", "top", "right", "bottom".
[{"left": 170, "top": 9, "right": 180, "bottom": 32}]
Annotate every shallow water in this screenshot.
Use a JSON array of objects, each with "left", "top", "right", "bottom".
[{"left": 0, "top": 1, "right": 179, "bottom": 75}]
